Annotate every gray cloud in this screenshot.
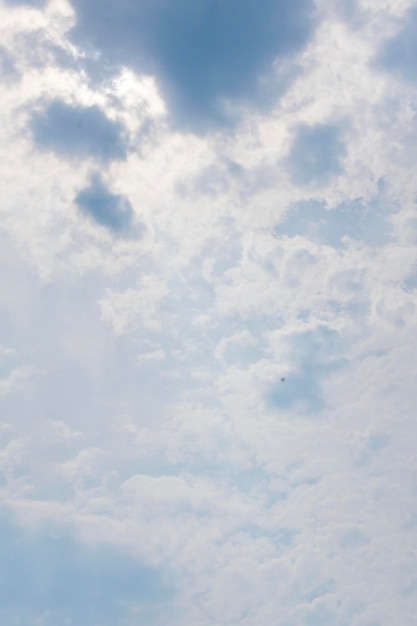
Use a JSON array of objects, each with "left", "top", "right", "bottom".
[
  {"left": 30, "top": 100, "right": 128, "bottom": 162},
  {"left": 286, "top": 123, "right": 346, "bottom": 186},
  {"left": 75, "top": 173, "right": 138, "bottom": 235},
  {"left": 68, "top": 0, "right": 316, "bottom": 132}
]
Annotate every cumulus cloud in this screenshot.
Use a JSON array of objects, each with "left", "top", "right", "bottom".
[
  {"left": 1, "top": 1, "right": 417, "bottom": 625},
  {"left": 30, "top": 100, "right": 128, "bottom": 162},
  {"left": 0, "top": 365, "right": 36, "bottom": 397}
]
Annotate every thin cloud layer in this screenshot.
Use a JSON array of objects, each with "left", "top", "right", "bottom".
[
  {"left": 69, "top": 0, "right": 316, "bottom": 131},
  {"left": 30, "top": 100, "right": 128, "bottom": 162}
]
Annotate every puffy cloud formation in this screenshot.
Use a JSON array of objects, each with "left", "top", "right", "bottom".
[{"left": 0, "top": 0, "right": 416, "bottom": 624}]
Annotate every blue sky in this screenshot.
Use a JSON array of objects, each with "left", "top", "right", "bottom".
[{"left": 0, "top": 0, "right": 417, "bottom": 624}]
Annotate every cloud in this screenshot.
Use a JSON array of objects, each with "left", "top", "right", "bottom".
[
  {"left": 286, "top": 123, "right": 346, "bottom": 186},
  {"left": 2, "top": 2, "right": 417, "bottom": 624},
  {"left": 0, "top": 365, "right": 36, "bottom": 397},
  {"left": 74, "top": 173, "right": 139, "bottom": 235},
  {"left": 69, "top": 0, "right": 316, "bottom": 131},
  {"left": 377, "top": 7, "right": 417, "bottom": 83},
  {"left": 30, "top": 100, "right": 128, "bottom": 162},
  {"left": 100, "top": 275, "right": 169, "bottom": 334}
]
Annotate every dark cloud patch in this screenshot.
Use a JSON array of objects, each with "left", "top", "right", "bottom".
[
  {"left": 277, "top": 194, "right": 392, "bottom": 247},
  {"left": 266, "top": 327, "right": 345, "bottom": 414},
  {"left": 286, "top": 123, "right": 346, "bottom": 186},
  {"left": 0, "top": 514, "right": 173, "bottom": 626},
  {"left": 75, "top": 173, "right": 139, "bottom": 235},
  {"left": 30, "top": 100, "right": 128, "bottom": 162},
  {"left": 69, "top": 0, "right": 316, "bottom": 132},
  {"left": 377, "top": 7, "right": 417, "bottom": 82}
]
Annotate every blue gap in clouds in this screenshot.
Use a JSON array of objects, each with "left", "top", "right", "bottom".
[
  {"left": 0, "top": 513, "right": 174, "bottom": 626},
  {"left": 30, "top": 100, "right": 128, "bottom": 162},
  {"left": 404, "top": 265, "right": 417, "bottom": 291},
  {"left": 266, "top": 327, "right": 346, "bottom": 414},
  {"left": 0, "top": 46, "right": 18, "bottom": 80},
  {"left": 69, "top": 0, "right": 316, "bottom": 132},
  {"left": 277, "top": 195, "right": 393, "bottom": 247},
  {"left": 4, "top": 0, "right": 46, "bottom": 5},
  {"left": 267, "top": 368, "right": 324, "bottom": 413},
  {"left": 75, "top": 173, "right": 139, "bottom": 235},
  {"left": 377, "top": 7, "right": 417, "bottom": 82},
  {"left": 286, "top": 123, "right": 346, "bottom": 186}
]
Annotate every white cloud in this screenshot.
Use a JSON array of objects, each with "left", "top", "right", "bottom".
[
  {"left": 0, "top": 0, "right": 417, "bottom": 624},
  {"left": 100, "top": 275, "right": 170, "bottom": 334},
  {"left": 0, "top": 364, "right": 36, "bottom": 397}
]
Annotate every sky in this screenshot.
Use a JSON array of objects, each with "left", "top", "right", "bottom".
[{"left": 0, "top": 0, "right": 417, "bottom": 624}]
